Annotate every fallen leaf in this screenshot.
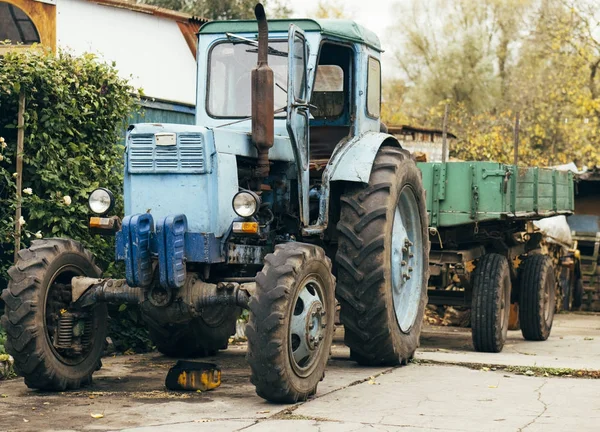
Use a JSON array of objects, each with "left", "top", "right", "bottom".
[
  {"left": 481, "top": 367, "right": 490, "bottom": 372},
  {"left": 1, "top": 394, "right": 8, "bottom": 398},
  {"left": 584, "top": 337, "right": 594, "bottom": 341},
  {"left": 524, "top": 370, "right": 535, "bottom": 376},
  {"left": 23, "top": 419, "right": 29, "bottom": 423},
  {"left": 89, "top": 395, "right": 95, "bottom": 399},
  {"left": 43, "top": 402, "right": 50, "bottom": 405},
  {"left": 196, "top": 390, "right": 202, "bottom": 393},
  {"left": 257, "top": 410, "right": 270, "bottom": 414},
  {"left": 90, "top": 413, "right": 104, "bottom": 419},
  {"left": 367, "top": 376, "right": 379, "bottom": 385}
]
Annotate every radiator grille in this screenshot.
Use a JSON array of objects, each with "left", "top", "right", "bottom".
[{"left": 128, "top": 133, "right": 206, "bottom": 173}]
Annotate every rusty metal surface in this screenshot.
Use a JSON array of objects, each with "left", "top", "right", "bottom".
[
  {"left": 227, "top": 243, "right": 266, "bottom": 265},
  {"left": 251, "top": 3, "right": 274, "bottom": 180}
]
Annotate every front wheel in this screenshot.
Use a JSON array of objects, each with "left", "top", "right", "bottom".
[
  {"left": 1, "top": 239, "right": 107, "bottom": 390},
  {"left": 246, "top": 243, "right": 335, "bottom": 403},
  {"left": 144, "top": 305, "right": 239, "bottom": 358}
]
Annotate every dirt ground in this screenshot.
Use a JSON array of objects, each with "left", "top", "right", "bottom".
[{"left": 0, "top": 313, "right": 598, "bottom": 432}]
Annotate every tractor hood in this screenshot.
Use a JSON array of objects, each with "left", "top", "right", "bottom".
[{"left": 124, "top": 123, "right": 294, "bottom": 237}]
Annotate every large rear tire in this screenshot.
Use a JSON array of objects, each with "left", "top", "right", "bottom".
[
  {"left": 246, "top": 243, "right": 335, "bottom": 403},
  {"left": 1, "top": 239, "right": 107, "bottom": 390},
  {"left": 335, "top": 145, "right": 429, "bottom": 365},
  {"left": 471, "top": 253, "right": 511, "bottom": 353},
  {"left": 519, "top": 254, "right": 555, "bottom": 341},
  {"left": 144, "top": 306, "right": 239, "bottom": 358}
]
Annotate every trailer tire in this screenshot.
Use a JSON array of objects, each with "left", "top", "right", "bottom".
[
  {"left": 0, "top": 239, "right": 107, "bottom": 390},
  {"left": 572, "top": 278, "right": 584, "bottom": 310},
  {"left": 519, "top": 255, "right": 556, "bottom": 341},
  {"left": 246, "top": 243, "right": 335, "bottom": 403},
  {"left": 336, "top": 145, "right": 429, "bottom": 365},
  {"left": 145, "top": 307, "right": 239, "bottom": 358},
  {"left": 471, "top": 253, "right": 511, "bottom": 353}
]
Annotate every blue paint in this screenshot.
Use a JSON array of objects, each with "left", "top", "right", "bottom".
[
  {"left": 116, "top": 214, "right": 224, "bottom": 283},
  {"left": 121, "top": 213, "right": 154, "bottom": 288}
]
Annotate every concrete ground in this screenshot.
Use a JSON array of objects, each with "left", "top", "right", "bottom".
[{"left": 0, "top": 313, "right": 598, "bottom": 432}]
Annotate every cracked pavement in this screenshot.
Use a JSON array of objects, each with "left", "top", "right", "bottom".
[{"left": 0, "top": 313, "right": 598, "bottom": 431}]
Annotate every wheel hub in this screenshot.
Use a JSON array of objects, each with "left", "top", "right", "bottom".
[{"left": 289, "top": 280, "right": 327, "bottom": 372}]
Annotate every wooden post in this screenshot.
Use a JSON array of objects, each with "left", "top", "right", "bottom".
[
  {"left": 513, "top": 112, "right": 520, "bottom": 167},
  {"left": 14, "top": 92, "right": 25, "bottom": 263},
  {"left": 441, "top": 103, "right": 449, "bottom": 163}
]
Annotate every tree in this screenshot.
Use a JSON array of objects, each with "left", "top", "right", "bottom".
[
  {"left": 140, "top": 0, "right": 292, "bottom": 20},
  {"left": 311, "top": 0, "right": 349, "bottom": 19},
  {"left": 384, "top": 0, "right": 600, "bottom": 168}
]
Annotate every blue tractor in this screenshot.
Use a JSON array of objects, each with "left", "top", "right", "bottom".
[{"left": 1, "top": 5, "right": 429, "bottom": 403}]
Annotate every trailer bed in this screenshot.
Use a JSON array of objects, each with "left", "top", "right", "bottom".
[{"left": 418, "top": 162, "right": 574, "bottom": 228}]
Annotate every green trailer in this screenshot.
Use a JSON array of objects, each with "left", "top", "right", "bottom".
[{"left": 418, "top": 161, "right": 575, "bottom": 352}]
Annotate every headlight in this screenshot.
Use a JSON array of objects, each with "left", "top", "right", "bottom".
[
  {"left": 232, "top": 191, "right": 260, "bottom": 218},
  {"left": 88, "top": 188, "right": 114, "bottom": 215}
]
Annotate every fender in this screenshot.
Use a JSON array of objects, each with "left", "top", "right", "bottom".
[
  {"left": 302, "top": 131, "right": 402, "bottom": 235},
  {"left": 327, "top": 131, "right": 401, "bottom": 182}
]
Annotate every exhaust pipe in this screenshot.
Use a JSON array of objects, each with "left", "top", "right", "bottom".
[{"left": 251, "top": 3, "right": 274, "bottom": 179}]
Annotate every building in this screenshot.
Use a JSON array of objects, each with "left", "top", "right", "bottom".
[
  {"left": 1, "top": 0, "right": 206, "bottom": 123},
  {"left": 387, "top": 124, "right": 457, "bottom": 162}
]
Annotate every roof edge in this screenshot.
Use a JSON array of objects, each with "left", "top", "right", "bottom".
[{"left": 88, "top": 0, "right": 208, "bottom": 23}]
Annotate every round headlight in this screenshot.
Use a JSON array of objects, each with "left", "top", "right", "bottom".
[
  {"left": 232, "top": 191, "right": 260, "bottom": 218},
  {"left": 88, "top": 188, "right": 114, "bottom": 215}
]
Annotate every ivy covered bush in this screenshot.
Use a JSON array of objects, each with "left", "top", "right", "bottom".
[
  {"left": 0, "top": 47, "right": 152, "bottom": 354},
  {"left": 0, "top": 47, "right": 139, "bottom": 280}
]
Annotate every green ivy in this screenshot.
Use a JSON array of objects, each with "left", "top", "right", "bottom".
[
  {"left": 0, "top": 47, "right": 154, "bottom": 354},
  {"left": 0, "top": 47, "right": 140, "bottom": 282}
]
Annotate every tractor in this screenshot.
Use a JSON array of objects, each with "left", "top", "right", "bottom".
[{"left": 1, "top": 5, "right": 429, "bottom": 403}]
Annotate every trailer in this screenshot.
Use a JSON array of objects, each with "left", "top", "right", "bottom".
[{"left": 419, "top": 161, "right": 574, "bottom": 352}]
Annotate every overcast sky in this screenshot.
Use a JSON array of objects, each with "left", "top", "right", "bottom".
[{"left": 288, "top": 0, "right": 413, "bottom": 79}]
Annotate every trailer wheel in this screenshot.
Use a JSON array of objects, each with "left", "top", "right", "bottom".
[
  {"left": 145, "top": 306, "right": 239, "bottom": 358},
  {"left": 572, "top": 278, "right": 584, "bottom": 310},
  {"left": 336, "top": 145, "right": 429, "bottom": 365},
  {"left": 471, "top": 253, "right": 511, "bottom": 353},
  {"left": 246, "top": 243, "right": 335, "bottom": 403},
  {"left": 0, "top": 239, "right": 107, "bottom": 390},
  {"left": 519, "top": 255, "right": 556, "bottom": 341}
]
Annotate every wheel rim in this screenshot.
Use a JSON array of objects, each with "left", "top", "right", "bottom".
[
  {"left": 391, "top": 185, "right": 424, "bottom": 333},
  {"left": 288, "top": 276, "right": 327, "bottom": 377},
  {"left": 44, "top": 265, "right": 98, "bottom": 366}
]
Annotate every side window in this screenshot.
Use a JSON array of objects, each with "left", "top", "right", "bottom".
[
  {"left": 367, "top": 57, "right": 381, "bottom": 118},
  {"left": 311, "top": 65, "right": 344, "bottom": 118}
]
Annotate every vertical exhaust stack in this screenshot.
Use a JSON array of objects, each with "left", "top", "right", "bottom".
[{"left": 252, "top": 3, "right": 274, "bottom": 180}]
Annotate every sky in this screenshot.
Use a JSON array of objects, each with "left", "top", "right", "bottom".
[{"left": 287, "top": 0, "right": 413, "bottom": 79}]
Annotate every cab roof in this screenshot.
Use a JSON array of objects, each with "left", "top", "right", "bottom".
[{"left": 198, "top": 18, "right": 382, "bottom": 52}]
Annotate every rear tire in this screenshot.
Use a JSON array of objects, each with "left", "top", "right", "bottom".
[
  {"left": 144, "top": 307, "right": 239, "bottom": 358},
  {"left": 1, "top": 239, "right": 107, "bottom": 390},
  {"left": 335, "top": 146, "right": 429, "bottom": 365},
  {"left": 471, "top": 253, "right": 511, "bottom": 353},
  {"left": 519, "top": 255, "right": 556, "bottom": 341},
  {"left": 246, "top": 243, "right": 335, "bottom": 403},
  {"left": 572, "top": 278, "right": 584, "bottom": 310}
]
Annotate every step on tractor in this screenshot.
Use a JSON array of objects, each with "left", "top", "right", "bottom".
[{"left": 1, "top": 5, "right": 430, "bottom": 403}]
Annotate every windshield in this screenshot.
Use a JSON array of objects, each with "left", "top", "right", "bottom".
[{"left": 207, "top": 41, "right": 289, "bottom": 118}]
